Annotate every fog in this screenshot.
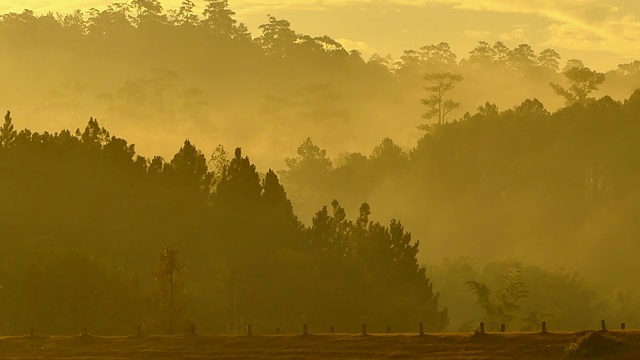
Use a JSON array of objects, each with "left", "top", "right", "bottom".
[{"left": 1, "top": 1, "right": 640, "bottom": 335}]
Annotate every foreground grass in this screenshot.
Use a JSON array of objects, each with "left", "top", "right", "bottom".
[{"left": 1, "top": 331, "right": 640, "bottom": 359}]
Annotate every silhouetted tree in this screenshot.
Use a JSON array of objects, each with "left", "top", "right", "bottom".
[
  {"left": 468, "top": 41, "right": 496, "bottom": 64},
  {"left": 466, "top": 268, "right": 529, "bottom": 329},
  {"left": 419, "top": 42, "right": 457, "bottom": 71},
  {"left": 550, "top": 66, "right": 605, "bottom": 105},
  {"left": 537, "top": 48, "right": 561, "bottom": 71},
  {"left": 148, "top": 67, "right": 180, "bottom": 113},
  {"left": 508, "top": 44, "right": 538, "bottom": 70},
  {"left": 172, "top": 0, "right": 198, "bottom": 26},
  {"left": 420, "top": 72, "right": 463, "bottom": 126},
  {"left": 258, "top": 16, "right": 297, "bottom": 57},
  {"left": 131, "top": 0, "right": 166, "bottom": 26},
  {"left": 202, "top": 0, "right": 236, "bottom": 37},
  {"left": 0, "top": 111, "right": 16, "bottom": 148},
  {"left": 151, "top": 246, "right": 185, "bottom": 335},
  {"left": 169, "top": 139, "right": 211, "bottom": 195}
]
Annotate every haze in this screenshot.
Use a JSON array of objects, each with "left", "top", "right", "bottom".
[{"left": 1, "top": 0, "right": 640, "bottom": 339}]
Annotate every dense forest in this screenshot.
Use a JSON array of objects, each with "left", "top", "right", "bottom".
[
  {"left": 0, "top": 113, "right": 446, "bottom": 335},
  {"left": 1, "top": 0, "right": 640, "bottom": 335},
  {"left": 1, "top": 0, "right": 640, "bottom": 170}
]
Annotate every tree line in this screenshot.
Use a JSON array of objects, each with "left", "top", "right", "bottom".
[
  {"left": 279, "top": 90, "right": 640, "bottom": 331},
  {"left": 0, "top": 112, "right": 446, "bottom": 335},
  {"left": 2, "top": 1, "right": 640, "bottom": 170}
]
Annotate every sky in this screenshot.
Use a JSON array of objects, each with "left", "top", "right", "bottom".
[{"left": 1, "top": 0, "right": 640, "bottom": 71}]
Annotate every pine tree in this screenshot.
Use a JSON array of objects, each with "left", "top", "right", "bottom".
[
  {"left": 175, "top": 0, "right": 198, "bottom": 26},
  {"left": 0, "top": 111, "right": 16, "bottom": 148}
]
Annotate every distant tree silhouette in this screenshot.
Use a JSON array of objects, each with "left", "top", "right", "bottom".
[
  {"left": 86, "top": 5, "right": 134, "bottom": 39},
  {"left": 617, "top": 60, "right": 640, "bottom": 76},
  {"left": 207, "top": 144, "right": 229, "bottom": 188},
  {"left": 171, "top": 0, "right": 199, "bottom": 26},
  {"left": 468, "top": 41, "right": 496, "bottom": 64},
  {"left": 419, "top": 42, "right": 457, "bottom": 70},
  {"left": 169, "top": 139, "right": 211, "bottom": 195},
  {"left": 148, "top": 67, "right": 180, "bottom": 113},
  {"left": 562, "top": 59, "right": 585, "bottom": 72},
  {"left": 258, "top": 16, "right": 298, "bottom": 57},
  {"left": 0, "top": 111, "right": 16, "bottom": 148},
  {"left": 283, "top": 138, "right": 332, "bottom": 180},
  {"left": 537, "top": 48, "right": 561, "bottom": 71},
  {"left": 202, "top": 0, "right": 237, "bottom": 37},
  {"left": 514, "top": 98, "right": 550, "bottom": 117},
  {"left": 131, "top": 0, "right": 166, "bottom": 26},
  {"left": 508, "top": 44, "right": 538, "bottom": 70},
  {"left": 420, "top": 72, "right": 463, "bottom": 126},
  {"left": 550, "top": 66, "right": 605, "bottom": 105}
]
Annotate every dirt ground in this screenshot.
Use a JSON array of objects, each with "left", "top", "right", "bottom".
[{"left": 1, "top": 330, "right": 640, "bottom": 359}]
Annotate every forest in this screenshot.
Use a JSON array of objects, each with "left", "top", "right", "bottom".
[{"left": 1, "top": 0, "right": 640, "bottom": 335}]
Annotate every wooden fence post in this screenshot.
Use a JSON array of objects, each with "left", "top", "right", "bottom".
[
  {"left": 247, "top": 324, "right": 253, "bottom": 336},
  {"left": 330, "top": 325, "right": 334, "bottom": 334},
  {"left": 541, "top": 321, "right": 547, "bottom": 333},
  {"left": 362, "top": 324, "right": 367, "bottom": 336},
  {"left": 419, "top": 322, "right": 424, "bottom": 336},
  {"left": 190, "top": 323, "right": 196, "bottom": 335},
  {"left": 500, "top": 324, "right": 505, "bottom": 333},
  {"left": 621, "top": 323, "right": 626, "bottom": 330},
  {"left": 386, "top": 326, "right": 391, "bottom": 333},
  {"left": 601, "top": 320, "right": 607, "bottom": 332},
  {"left": 479, "top": 322, "right": 485, "bottom": 334},
  {"left": 302, "top": 324, "right": 308, "bottom": 335}
]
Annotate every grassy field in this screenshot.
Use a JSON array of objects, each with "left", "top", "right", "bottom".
[{"left": 1, "top": 330, "right": 639, "bottom": 359}]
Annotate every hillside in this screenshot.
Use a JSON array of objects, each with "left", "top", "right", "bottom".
[{"left": 1, "top": 330, "right": 640, "bottom": 359}]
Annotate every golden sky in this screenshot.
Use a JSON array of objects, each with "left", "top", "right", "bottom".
[{"left": 2, "top": 0, "right": 639, "bottom": 71}]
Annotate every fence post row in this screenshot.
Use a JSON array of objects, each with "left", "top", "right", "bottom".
[{"left": 29, "top": 320, "right": 636, "bottom": 337}]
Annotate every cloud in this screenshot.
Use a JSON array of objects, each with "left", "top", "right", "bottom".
[
  {"left": 463, "top": 30, "right": 491, "bottom": 40},
  {"left": 335, "top": 38, "right": 377, "bottom": 56},
  {"left": 499, "top": 26, "right": 528, "bottom": 42},
  {"left": 402, "top": 0, "right": 640, "bottom": 60},
  {"left": 230, "top": 0, "right": 640, "bottom": 60}
]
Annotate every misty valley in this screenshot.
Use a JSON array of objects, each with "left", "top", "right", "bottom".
[{"left": 1, "top": 0, "right": 640, "bottom": 359}]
